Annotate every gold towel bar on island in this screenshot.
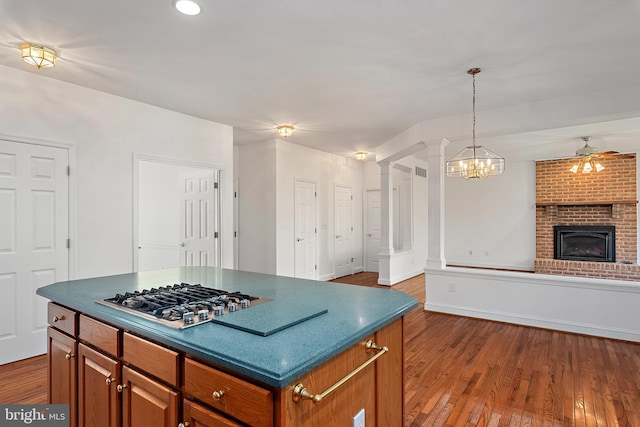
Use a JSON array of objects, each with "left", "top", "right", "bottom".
[{"left": 292, "top": 340, "right": 388, "bottom": 404}]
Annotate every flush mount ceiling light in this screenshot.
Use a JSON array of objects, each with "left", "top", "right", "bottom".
[
  {"left": 354, "top": 151, "right": 368, "bottom": 161},
  {"left": 446, "top": 68, "right": 505, "bottom": 179},
  {"left": 173, "top": 0, "right": 201, "bottom": 15},
  {"left": 276, "top": 125, "right": 295, "bottom": 138},
  {"left": 20, "top": 43, "right": 56, "bottom": 69}
]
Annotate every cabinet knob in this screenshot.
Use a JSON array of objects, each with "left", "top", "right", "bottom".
[
  {"left": 105, "top": 377, "right": 115, "bottom": 385},
  {"left": 117, "top": 384, "right": 127, "bottom": 392},
  {"left": 52, "top": 315, "right": 66, "bottom": 322},
  {"left": 212, "top": 390, "right": 225, "bottom": 400},
  {"left": 178, "top": 423, "right": 190, "bottom": 427},
  {"left": 65, "top": 352, "right": 74, "bottom": 360}
]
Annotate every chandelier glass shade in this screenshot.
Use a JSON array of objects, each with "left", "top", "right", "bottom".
[
  {"left": 446, "top": 68, "right": 505, "bottom": 179},
  {"left": 446, "top": 145, "right": 505, "bottom": 179},
  {"left": 20, "top": 43, "right": 56, "bottom": 69},
  {"left": 569, "top": 157, "right": 604, "bottom": 174},
  {"left": 276, "top": 125, "right": 294, "bottom": 138}
]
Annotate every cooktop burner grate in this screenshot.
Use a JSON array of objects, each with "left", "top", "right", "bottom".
[{"left": 98, "top": 283, "right": 270, "bottom": 329}]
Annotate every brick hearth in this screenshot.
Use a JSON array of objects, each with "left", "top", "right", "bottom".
[{"left": 534, "top": 154, "right": 639, "bottom": 281}]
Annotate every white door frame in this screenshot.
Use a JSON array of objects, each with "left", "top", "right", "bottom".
[
  {"left": 0, "top": 133, "right": 75, "bottom": 363},
  {"left": 0, "top": 133, "right": 76, "bottom": 277},
  {"left": 363, "top": 188, "right": 381, "bottom": 273},
  {"left": 294, "top": 178, "right": 318, "bottom": 279},
  {"left": 133, "top": 154, "right": 224, "bottom": 272},
  {"left": 334, "top": 183, "right": 354, "bottom": 278}
]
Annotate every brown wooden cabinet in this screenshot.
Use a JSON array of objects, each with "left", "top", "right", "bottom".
[
  {"left": 121, "top": 366, "right": 179, "bottom": 427},
  {"left": 49, "top": 307, "right": 406, "bottom": 427},
  {"left": 47, "top": 327, "right": 77, "bottom": 427},
  {"left": 77, "top": 343, "right": 120, "bottom": 427},
  {"left": 182, "top": 399, "right": 243, "bottom": 427}
]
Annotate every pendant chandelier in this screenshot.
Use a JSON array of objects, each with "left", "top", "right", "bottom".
[{"left": 446, "top": 68, "right": 505, "bottom": 179}]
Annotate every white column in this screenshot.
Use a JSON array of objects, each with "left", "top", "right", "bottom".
[
  {"left": 378, "top": 160, "right": 394, "bottom": 285},
  {"left": 425, "top": 139, "right": 448, "bottom": 269}
]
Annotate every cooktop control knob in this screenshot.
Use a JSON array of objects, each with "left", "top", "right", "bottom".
[
  {"left": 241, "top": 299, "right": 250, "bottom": 308},
  {"left": 183, "top": 311, "right": 195, "bottom": 325},
  {"left": 213, "top": 306, "right": 224, "bottom": 316},
  {"left": 228, "top": 302, "right": 237, "bottom": 312},
  {"left": 198, "top": 309, "right": 209, "bottom": 321}
]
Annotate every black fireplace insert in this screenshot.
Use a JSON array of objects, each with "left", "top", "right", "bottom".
[{"left": 553, "top": 225, "right": 615, "bottom": 262}]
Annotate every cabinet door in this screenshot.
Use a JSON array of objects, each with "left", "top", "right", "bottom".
[
  {"left": 182, "top": 399, "right": 243, "bottom": 427},
  {"left": 121, "top": 366, "right": 178, "bottom": 427},
  {"left": 48, "top": 327, "right": 77, "bottom": 427},
  {"left": 78, "top": 343, "right": 120, "bottom": 427}
]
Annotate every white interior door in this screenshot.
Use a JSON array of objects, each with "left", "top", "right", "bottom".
[
  {"left": 294, "top": 179, "right": 317, "bottom": 279},
  {"left": 180, "top": 169, "right": 220, "bottom": 267},
  {"left": 365, "top": 189, "right": 381, "bottom": 272},
  {"left": 334, "top": 185, "right": 353, "bottom": 278},
  {"left": 0, "top": 140, "right": 69, "bottom": 364}
]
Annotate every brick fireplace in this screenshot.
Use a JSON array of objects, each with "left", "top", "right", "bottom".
[{"left": 534, "top": 154, "right": 639, "bottom": 281}]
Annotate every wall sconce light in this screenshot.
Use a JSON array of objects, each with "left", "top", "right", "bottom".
[
  {"left": 354, "top": 151, "right": 368, "bottom": 161},
  {"left": 20, "top": 43, "right": 56, "bottom": 69},
  {"left": 276, "top": 125, "right": 295, "bottom": 138}
]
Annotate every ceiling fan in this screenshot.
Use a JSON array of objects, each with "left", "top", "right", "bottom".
[
  {"left": 574, "top": 136, "right": 621, "bottom": 158},
  {"left": 569, "top": 136, "right": 633, "bottom": 173}
]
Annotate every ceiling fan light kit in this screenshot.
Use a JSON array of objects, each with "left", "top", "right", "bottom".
[
  {"left": 446, "top": 68, "right": 505, "bottom": 179},
  {"left": 570, "top": 136, "right": 606, "bottom": 174}
]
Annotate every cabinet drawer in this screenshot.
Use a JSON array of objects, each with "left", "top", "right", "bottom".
[
  {"left": 48, "top": 303, "right": 77, "bottom": 336},
  {"left": 183, "top": 399, "right": 243, "bottom": 427},
  {"left": 184, "top": 359, "right": 273, "bottom": 427},
  {"left": 79, "top": 315, "right": 120, "bottom": 357},
  {"left": 123, "top": 332, "right": 179, "bottom": 387}
]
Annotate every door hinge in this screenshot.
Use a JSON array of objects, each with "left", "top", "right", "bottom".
[
  {"left": 66, "top": 166, "right": 71, "bottom": 176},
  {"left": 315, "top": 227, "right": 317, "bottom": 233},
  {"left": 66, "top": 238, "right": 70, "bottom": 249},
  {"left": 234, "top": 231, "right": 237, "bottom": 238},
  {"left": 351, "top": 226, "right": 353, "bottom": 231},
  {"left": 315, "top": 192, "right": 317, "bottom": 197},
  {"left": 351, "top": 195, "right": 353, "bottom": 200},
  {"left": 351, "top": 257, "right": 354, "bottom": 263},
  {"left": 315, "top": 265, "right": 317, "bottom": 270},
  {"left": 234, "top": 191, "right": 237, "bottom": 198},
  {"left": 214, "top": 232, "right": 219, "bottom": 238},
  {"left": 214, "top": 182, "right": 219, "bottom": 189}
]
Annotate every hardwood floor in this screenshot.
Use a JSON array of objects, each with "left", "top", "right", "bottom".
[
  {"left": 335, "top": 272, "right": 640, "bottom": 426},
  {"left": 2, "top": 272, "right": 639, "bottom": 426}
]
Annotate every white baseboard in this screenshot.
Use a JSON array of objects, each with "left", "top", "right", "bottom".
[
  {"left": 378, "top": 269, "right": 423, "bottom": 286},
  {"left": 424, "top": 302, "right": 640, "bottom": 342}
]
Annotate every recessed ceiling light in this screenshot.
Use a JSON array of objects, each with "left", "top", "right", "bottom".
[{"left": 173, "top": 0, "right": 201, "bottom": 15}]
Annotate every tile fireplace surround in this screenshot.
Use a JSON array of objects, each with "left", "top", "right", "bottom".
[{"left": 535, "top": 154, "right": 639, "bottom": 281}]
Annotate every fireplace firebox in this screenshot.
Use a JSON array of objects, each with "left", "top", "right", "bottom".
[{"left": 553, "top": 225, "right": 615, "bottom": 262}]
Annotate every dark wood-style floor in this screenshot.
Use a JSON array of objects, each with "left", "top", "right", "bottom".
[{"left": 2, "top": 272, "right": 639, "bottom": 426}]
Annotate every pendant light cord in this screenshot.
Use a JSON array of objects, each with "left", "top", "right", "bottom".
[{"left": 472, "top": 71, "right": 477, "bottom": 159}]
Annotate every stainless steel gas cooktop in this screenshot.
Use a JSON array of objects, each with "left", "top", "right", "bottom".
[{"left": 98, "top": 282, "right": 271, "bottom": 329}]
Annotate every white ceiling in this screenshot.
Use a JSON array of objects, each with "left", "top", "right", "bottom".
[{"left": 2, "top": 0, "right": 640, "bottom": 160}]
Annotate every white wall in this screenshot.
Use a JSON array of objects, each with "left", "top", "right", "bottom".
[
  {"left": 0, "top": 65, "right": 234, "bottom": 279},
  {"left": 275, "top": 141, "right": 364, "bottom": 279},
  {"left": 444, "top": 159, "right": 537, "bottom": 270},
  {"left": 237, "top": 141, "right": 277, "bottom": 274}
]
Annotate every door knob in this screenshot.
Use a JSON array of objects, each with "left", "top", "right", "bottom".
[
  {"left": 336, "top": 235, "right": 341, "bottom": 238},
  {"left": 296, "top": 238, "right": 304, "bottom": 242},
  {"left": 367, "top": 233, "right": 372, "bottom": 237},
  {"left": 180, "top": 242, "right": 185, "bottom": 247}
]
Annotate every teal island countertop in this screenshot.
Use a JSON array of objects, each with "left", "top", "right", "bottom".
[{"left": 37, "top": 267, "right": 419, "bottom": 388}]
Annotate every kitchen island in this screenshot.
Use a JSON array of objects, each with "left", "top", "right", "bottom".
[{"left": 38, "top": 267, "right": 418, "bottom": 427}]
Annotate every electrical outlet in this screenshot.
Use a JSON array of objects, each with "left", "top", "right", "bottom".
[{"left": 353, "top": 408, "right": 365, "bottom": 427}]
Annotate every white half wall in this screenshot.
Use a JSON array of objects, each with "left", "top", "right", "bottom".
[
  {"left": 0, "top": 65, "right": 234, "bottom": 279},
  {"left": 425, "top": 267, "right": 640, "bottom": 342}
]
